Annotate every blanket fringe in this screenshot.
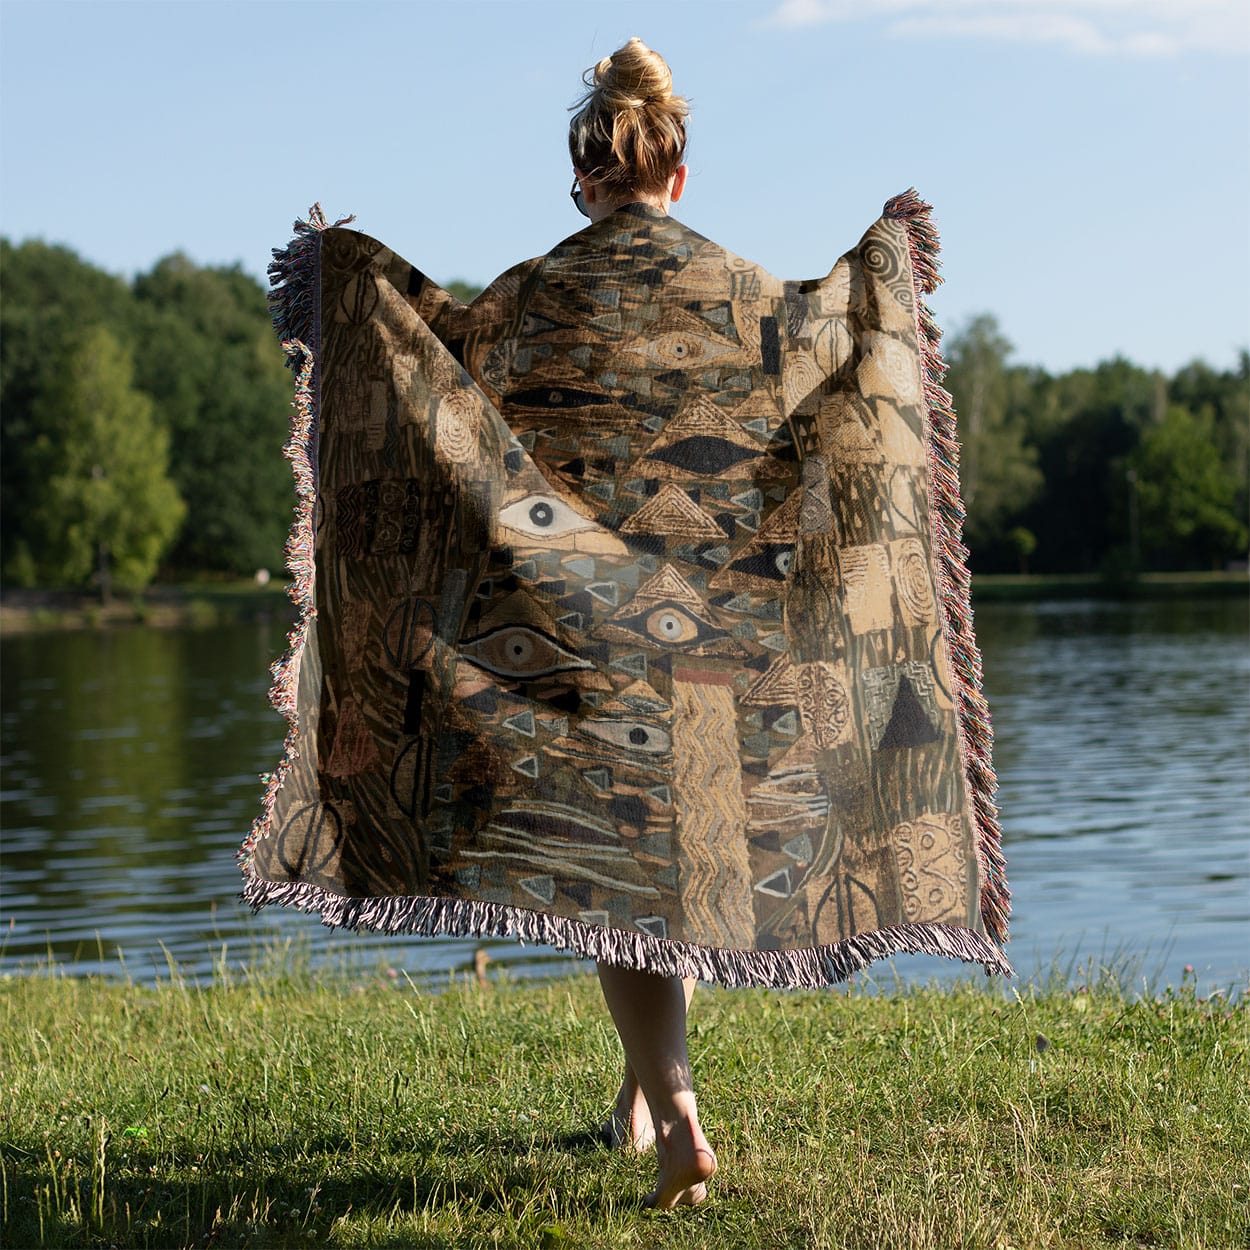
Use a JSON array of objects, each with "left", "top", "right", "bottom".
[
  {"left": 241, "top": 873, "right": 1014, "bottom": 988},
  {"left": 238, "top": 205, "right": 348, "bottom": 871},
  {"left": 266, "top": 203, "right": 354, "bottom": 365},
  {"left": 884, "top": 189, "right": 1011, "bottom": 946}
]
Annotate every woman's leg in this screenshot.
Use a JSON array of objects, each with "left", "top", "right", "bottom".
[
  {"left": 595, "top": 963, "right": 717, "bottom": 1208},
  {"left": 603, "top": 1053, "right": 655, "bottom": 1152},
  {"left": 602, "top": 976, "right": 696, "bottom": 1151}
]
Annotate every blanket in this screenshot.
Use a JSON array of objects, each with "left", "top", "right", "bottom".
[{"left": 238, "top": 192, "right": 1012, "bottom": 987}]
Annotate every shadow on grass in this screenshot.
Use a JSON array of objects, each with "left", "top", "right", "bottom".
[{"left": 4, "top": 1125, "right": 639, "bottom": 1250}]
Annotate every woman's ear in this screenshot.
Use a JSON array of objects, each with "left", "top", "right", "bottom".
[
  {"left": 575, "top": 168, "right": 599, "bottom": 206},
  {"left": 669, "top": 164, "right": 688, "bottom": 203}
]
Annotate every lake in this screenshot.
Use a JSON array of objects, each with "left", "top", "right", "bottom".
[{"left": 2, "top": 597, "right": 1246, "bottom": 996}]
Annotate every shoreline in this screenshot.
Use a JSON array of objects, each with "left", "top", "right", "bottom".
[
  {"left": 968, "top": 569, "right": 1248, "bottom": 602},
  {"left": 0, "top": 581, "right": 293, "bottom": 634},
  {"left": 2, "top": 570, "right": 1245, "bottom": 635}
]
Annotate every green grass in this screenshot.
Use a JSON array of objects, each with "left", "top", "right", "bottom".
[{"left": 1, "top": 959, "right": 1246, "bottom": 1249}]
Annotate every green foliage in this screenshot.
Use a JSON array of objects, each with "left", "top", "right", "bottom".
[
  {"left": 1169, "top": 351, "right": 1250, "bottom": 538},
  {"left": 132, "top": 255, "right": 293, "bottom": 574},
  {"left": 445, "top": 278, "right": 485, "bottom": 303},
  {"left": 1006, "top": 526, "right": 1037, "bottom": 574},
  {"left": 1130, "top": 405, "right": 1247, "bottom": 569},
  {"left": 944, "top": 315, "right": 1043, "bottom": 556},
  {"left": 943, "top": 317, "right": 1249, "bottom": 574},
  {"left": 1, "top": 241, "right": 294, "bottom": 583},
  {"left": 1033, "top": 358, "right": 1166, "bottom": 572},
  {"left": 1, "top": 237, "right": 1245, "bottom": 587},
  {"left": 0, "top": 240, "right": 141, "bottom": 582},
  {"left": 23, "top": 327, "right": 184, "bottom": 595}
]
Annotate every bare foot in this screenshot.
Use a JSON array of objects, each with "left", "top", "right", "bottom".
[
  {"left": 601, "top": 1078, "right": 655, "bottom": 1151},
  {"left": 643, "top": 1117, "right": 717, "bottom": 1209}
]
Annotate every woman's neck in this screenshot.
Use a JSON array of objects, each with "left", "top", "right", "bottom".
[{"left": 587, "top": 189, "right": 670, "bottom": 224}]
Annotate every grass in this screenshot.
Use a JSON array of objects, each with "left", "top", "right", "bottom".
[{"left": 1, "top": 957, "right": 1246, "bottom": 1250}]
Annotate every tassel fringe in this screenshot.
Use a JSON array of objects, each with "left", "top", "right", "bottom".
[
  {"left": 884, "top": 189, "right": 1011, "bottom": 947},
  {"left": 241, "top": 873, "right": 1014, "bottom": 988},
  {"left": 238, "top": 205, "right": 347, "bottom": 872},
  {"left": 265, "top": 203, "right": 354, "bottom": 366}
]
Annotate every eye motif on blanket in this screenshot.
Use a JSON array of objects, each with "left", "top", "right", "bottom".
[{"left": 239, "top": 193, "right": 1011, "bottom": 987}]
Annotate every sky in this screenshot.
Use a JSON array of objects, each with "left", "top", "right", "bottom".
[{"left": 1, "top": 0, "right": 1247, "bottom": 376}]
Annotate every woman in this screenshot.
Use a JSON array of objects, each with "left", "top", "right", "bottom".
[
  {"left": 566, "top": 37, "right": 717, "bottom": 1210},
  {"left": 243, "top": 37, "right": 1011, "bottom": 1214}
]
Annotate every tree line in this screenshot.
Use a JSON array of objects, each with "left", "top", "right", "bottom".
[
  {"left": 1, "top": 239, "right": 1245, "bottom": 595},
  {"left": 2, "top": 240, "right": 293, "bottom": 596},
  {"left": 944, "top": 315, "right": 1247, "bottom": 576}
]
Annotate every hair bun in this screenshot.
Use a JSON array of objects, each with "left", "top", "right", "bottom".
[
  {"left": 595, "top": 36, "right": 673, "bottom": 108},
  {"left": 568, "top": 38, "right": 689, "bottom": 197}
]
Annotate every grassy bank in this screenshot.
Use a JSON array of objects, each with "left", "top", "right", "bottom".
[
  {"left": 0, "top": 581, "right": 292, "bottom": 634},
  {"left": 970, "top": 571, "right": 1248, "bottom": 602},
  {"left": 2, "top": 964, "right": 1245, "bottom": 1249}
]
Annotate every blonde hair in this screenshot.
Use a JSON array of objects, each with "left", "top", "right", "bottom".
[{"left": 568, "top": 38, "right": 689, "bottom": 198}]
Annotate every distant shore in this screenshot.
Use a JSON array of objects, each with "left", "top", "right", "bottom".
[
  {"left": 0, "top": 580, "right": 293, "bottom": 634},
  {"left": 1, "top": 570, "right": 1244, "bottom": 635},
  {"left": 969, "top": 569, "right": 1247, "bottom": 601}
]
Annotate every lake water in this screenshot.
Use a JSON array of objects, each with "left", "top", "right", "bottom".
[{"left": 2, "top": 597, "right": 1247, "bottom": 996}]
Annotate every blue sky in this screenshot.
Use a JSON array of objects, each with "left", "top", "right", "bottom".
[{"left": 2, "top": 0, "right": 1246, "bottom": 374}]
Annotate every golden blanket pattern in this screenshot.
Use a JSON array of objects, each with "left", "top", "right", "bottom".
[{"left": 239, "top": 193, "right": 1012, "bottom": 987}]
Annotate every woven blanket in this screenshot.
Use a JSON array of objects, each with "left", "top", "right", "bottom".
[{"left": 239, "top": 192, "right": 1012, "bottom": 987}]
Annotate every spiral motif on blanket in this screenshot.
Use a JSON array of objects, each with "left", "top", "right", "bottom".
[
  {"left": 783, "top": 352, "right": 823, "bottom": 414},
  {"left": 861, "top": 238, "right": 902, "bottom": 284},
  {"left": 892, "top": 536, "right": 937, "bottom": 626},
  {"left": 435, "top": 389, "right": 479, "bottom": 464}
]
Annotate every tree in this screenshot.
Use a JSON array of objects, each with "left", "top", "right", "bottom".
[
  {"left": 943, "top": 315, "right": 1043, "bottom": 565},
  {"left": 25, "top": 327, "right": 185, "bottom": 597},
  {"left": 1021, "top": 357, "right": 1162, "bottom": 573},
  {"left": 1129, "top": 405, "right": 1246, "bottom": 570},
  {"left": 445, "top": 279, "right": 484, "bottom": 304},
  {"left": 1169, "top": 353, "right": 1250, "bottom": 539},
  {"left": 1007, "top": 526, "right": 1037, "bottom": 575},
  {"left": 1, "top": 239, "right": 140, "bottom": 581},
  {"left": 131, "top": 256, "right": 294, "bottom": 574}
]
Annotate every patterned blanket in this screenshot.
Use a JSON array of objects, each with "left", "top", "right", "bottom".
[{"left": 239, "top": 192, "right": 1012, "bottom": 987}]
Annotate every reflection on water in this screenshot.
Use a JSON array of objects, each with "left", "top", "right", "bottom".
[
  {"left": 2, "top": 597, "right": 1246, "bottom": 993},
  {"left": 0, "top": 624, "right": 583, "bottom": 987}
]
